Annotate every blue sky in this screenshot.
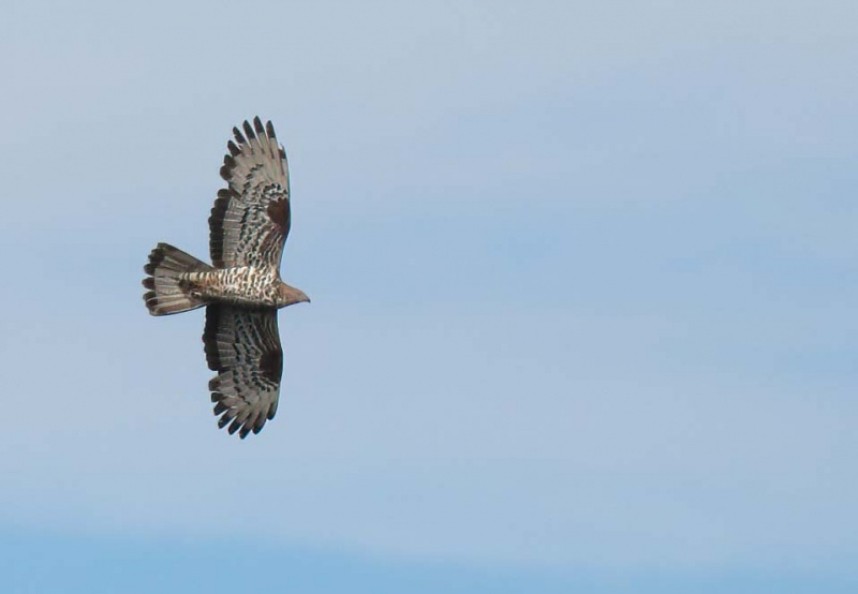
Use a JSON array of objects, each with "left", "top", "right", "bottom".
[{"left": 2, "top": 1, "right": 857, "bottom": 592}]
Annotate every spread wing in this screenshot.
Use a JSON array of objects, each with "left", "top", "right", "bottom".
[
  {"left": 209, "top": 117, "right": 291, "bottom": 269},
  {"left": 203, "top": 305, "right": 283, "bottom": 439}
]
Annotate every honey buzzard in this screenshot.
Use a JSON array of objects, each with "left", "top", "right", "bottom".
[{"left": 143, "top": 117, "right": 309, "bottom": 439}]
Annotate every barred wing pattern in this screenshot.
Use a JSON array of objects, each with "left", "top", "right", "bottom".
[
  {"left": 204, "top": 305, "right": 282, "bottom": 439},
  {"left": 209, "top": 117, "right": 291, "bottom": 269}
]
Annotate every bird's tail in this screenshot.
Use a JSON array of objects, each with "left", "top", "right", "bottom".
[{"left": 143, "top": 243, "right": 213, "bottom": 315}]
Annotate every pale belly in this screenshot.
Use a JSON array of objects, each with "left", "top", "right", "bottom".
[{"left": 183, "top": 267, "right": 281, "bottom": 307}]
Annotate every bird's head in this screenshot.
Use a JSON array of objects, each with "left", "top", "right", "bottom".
[{"left": 278, "top": 282, "right": 310, "bottom": 308}]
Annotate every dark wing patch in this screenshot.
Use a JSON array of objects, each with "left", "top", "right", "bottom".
[
  {"left": 267, "top": 197, "right": 290, "bottom": 232},
  {"left": 209, "top": 117, "right": 291, "bottom": 269},
  {"left": 203, "top": 305, "right": 283, "bottom": 439},
  {"left": 259, "top": 349, "right": 284, "bottom": 384}
]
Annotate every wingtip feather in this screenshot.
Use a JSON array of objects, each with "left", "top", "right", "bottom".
[{"left": 243, "top": 120, "right": 255, "bottom": 141}]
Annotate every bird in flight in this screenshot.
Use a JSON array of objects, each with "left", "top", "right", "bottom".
[{"left": 143, "top": 117, "right": 309, "bottom": 439}]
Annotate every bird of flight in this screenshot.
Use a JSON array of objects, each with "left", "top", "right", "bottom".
[{"left": 143, "top": 117, "right": 309, "bottom": 439}]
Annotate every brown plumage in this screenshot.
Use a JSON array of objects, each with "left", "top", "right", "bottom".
[{"left": 142, "top": 117, "right": 309, "bottom": 439}]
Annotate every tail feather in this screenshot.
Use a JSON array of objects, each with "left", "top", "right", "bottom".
[{"left": 143, "top": 243, "right": 212, "bottom": 315}]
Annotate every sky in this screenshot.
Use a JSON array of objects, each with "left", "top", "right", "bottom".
[{"left": 1, "top": 1, "right": 857, "bottom": 592}]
